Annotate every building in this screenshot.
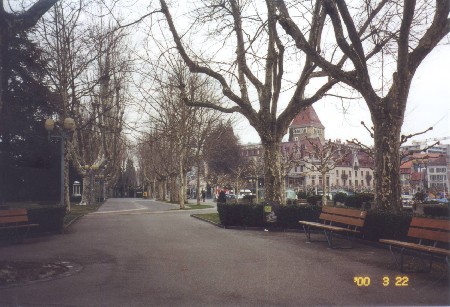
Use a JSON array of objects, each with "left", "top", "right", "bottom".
[
  {"left": 427, "top": 155, "right": 448, "bottom": 197},
  {"left": 241, "top": 106, "right": 375, "bottom": 193},
  {"left": 399, "top": 151, "right": 449, "bottom": 197}
]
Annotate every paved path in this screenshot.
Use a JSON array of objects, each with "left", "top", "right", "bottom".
[{"left": 0, "top": 198, "right": 448, "bottom": 306}]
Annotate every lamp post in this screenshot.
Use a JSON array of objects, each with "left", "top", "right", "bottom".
[{"left": 44, "top": 117, "right": 76, "bottom": 207}]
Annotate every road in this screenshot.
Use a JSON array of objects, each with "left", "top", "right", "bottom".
[{"left": 0, "top": 198, "right": 449, "bottom": 306}]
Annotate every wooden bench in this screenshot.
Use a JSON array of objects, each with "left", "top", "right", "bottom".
[
  {"left": 380, "top": 217, "right": 450, "bottom": 272},
  {"left": 299, "top": 206, "right": 367, "bottom": 248},
  {"left": 0, "top": 209, "right": 39, "bottom": 242}
]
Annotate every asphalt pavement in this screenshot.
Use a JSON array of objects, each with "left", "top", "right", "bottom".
[{"left": 0, "top": 198, "right": 449, "bottom": 307}]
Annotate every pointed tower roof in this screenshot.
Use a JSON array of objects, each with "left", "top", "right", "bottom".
[{"left": 291, "top": 106, "right": 324, "bottom": 129}]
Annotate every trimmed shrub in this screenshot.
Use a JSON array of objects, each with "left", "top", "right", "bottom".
[
  {"left": 306, "top": 195, "right": 323, "bottom": 205},
  {"left": 414, "top": 191, "right": 426, "bottom": 203},
  {"left": 345, "top": 193, "right": 374, "bottom": 209},
  {"left": 297, "top": 191, "right": 308, "bottom": 199},
  {"left": 333, "top": 192, "right": 347, "bottom": 205},
  {"left": 362, "top": 208, "right": 412, "bottom": 241},
  {"left": 27, "top": 205, "right": 66, "bottom": 233},
  {"left": 242, "top": 194, "right": 256, "bottom": 204},
  {"left": 423, "top": 205, "right": 450, "bottom": 217},
  {"left": 217, "top": 203, "right": 265, "bottom": 227},
  {"left": 217, "top": 203, "right": 322, "bottom": 228},
  {"left": 277, "top": 204, "right": 322, "bottom": 229}
]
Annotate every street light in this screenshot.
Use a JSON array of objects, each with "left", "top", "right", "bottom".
[{"left": 44, "top": 117, "right": 76, "bottom": 207}]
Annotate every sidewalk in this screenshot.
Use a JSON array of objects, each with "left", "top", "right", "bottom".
[{"left": 1, "top": 198, "right": 449, "bottom": 306}]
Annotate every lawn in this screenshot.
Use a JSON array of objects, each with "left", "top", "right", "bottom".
[
  {"left": 191, "top": 213, "right": 220, "bottom": 224},
  {"left": 64, "top": 203, "right": 103, "bottom": 227}
]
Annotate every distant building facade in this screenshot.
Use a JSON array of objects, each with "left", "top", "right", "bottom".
[{"left": 241, "top": 106, "right": 374, "bottom": 193}]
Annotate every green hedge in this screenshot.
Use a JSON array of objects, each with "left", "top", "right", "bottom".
[
  {"left": 27, "top": 206, "right": 66, "bottom": 233},
  {"left": 217, "top": 203, "right": 265, "bottom": 227},
  {"left": 306, "top": 195, "right": 323, "bottom": 205},
  {"left": 362, "top": 209, "right": 412, "bottom": 241},
  {"left": 217, "top": 203, "right": 321, "bottom": 228},
  {"left": 345, "top": 193, "right": 374, "bottom": 208},
  {"left": 276, "top": 204, "right": 322, "bottom": 228},
  {"left": 333, "top": 192, "right": 347, "bottom": 204},
  {"left": 423, "top": 205, "right": 450, "bottom": 217},
  {"left": 217, "top": 203, "right": 417, "bottom": 242}
]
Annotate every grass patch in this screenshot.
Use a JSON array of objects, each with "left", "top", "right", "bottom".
[
  {"left": 192, "top": 213, "right": 220, "bottom": 224},
  {"left": 172, "top": 204, "right": 214, "bottom": 210},
  {"left": 64, "top": 203, "right": 103, "bottom": 227}
]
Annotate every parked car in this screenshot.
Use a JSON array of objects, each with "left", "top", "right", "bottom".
[
  {"left": 401, "top": 195, "right": 413, "bottom": 207},
  {"left": 435, "top": 198, "right": 449, "bottom": 204}
]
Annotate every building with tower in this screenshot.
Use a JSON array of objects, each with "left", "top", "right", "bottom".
[{"left": 240, "top": 106, "right": 375, "bottom": 195}]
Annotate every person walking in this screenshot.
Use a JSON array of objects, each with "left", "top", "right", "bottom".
[{"left": 201, "top": 190, "right": 206, "bottom": 202}]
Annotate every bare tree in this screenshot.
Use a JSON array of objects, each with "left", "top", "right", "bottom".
[
  {"left": 35, "top": 1, "right": 129, "bottom": 208},
  {"left": 139, "top": 59, "right": 223, "bottom": 208},
  {"left": 300, "top": 138, "right": 351, "bottom": 206},
  {"left": 158, "top": 0, "right": 338, "bottom": 204},
  {"left": 275, "top": 0, "right": 450, "bottom": 211}
]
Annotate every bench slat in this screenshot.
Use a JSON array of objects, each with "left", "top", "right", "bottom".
[
  {"left": 319, "top": 213, "right": 365, "bottom": 227},
  {"left": 408, "top": 227, "right": 450, "bottom": 243},
  {"left": 0, "top": 216, "right": 29, "bottom": 224},
  {"left": 322, "top": 206, "right": 367, "bottom": 218},
  {"left": 380, "top": 239, "right": 450, "bottom": 256},
  {"left": 0, "top": 209, "right": 28, "bottom": 217},
  {"left": 410, "top": 217, "right": 450, "bottom": 231},
  {"left": 0, "top": 223, "right": 39, "bottom": 230},
  {"left": 299, "top": 221, "right": 360, "bottom": 233}
]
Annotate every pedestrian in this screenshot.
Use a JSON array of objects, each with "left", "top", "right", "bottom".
[
  {"left": 201, "top": 190, "right": 206, "bottom": 202},
  {"left": 218, "top": 189, "right": 226, "bottom": 203}
]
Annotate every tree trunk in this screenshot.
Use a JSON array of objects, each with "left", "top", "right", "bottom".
[
  {"left": 196, "top": 160, "right": 201, "bottom": 206},
  {"left": 80, "top": 175, "right": 90, "bottom": 206},
  {"left": 372, "top": 109, "right": 403, "bottom": 212},
  {"left": 64, "top": 143, "right": 71, "bottom": 212},
  {"left": 178, "top": 158, "right": 185, "bottom": 209},
  {"left": 262, "top": 140, "right": 284, "bottom": 204},
  {"left": 0, "top": 28, "right": 5, "bottom": 116},
  {"left": 0, "top": 29, "right": 6, "bottom": 204},
  {"left": 321, "top": 170, "right": 327, "bottom": 207}
]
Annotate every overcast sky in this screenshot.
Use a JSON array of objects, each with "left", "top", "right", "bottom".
[
  {"left": 235, "top": 44, "right": 450, "bottom": 146},
  {"left": 18, "top": 1, "right": 450, "bottom": 147}
]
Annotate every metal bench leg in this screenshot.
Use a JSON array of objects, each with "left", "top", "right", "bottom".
[
  {"left": 392, "top": 246, "right": 434, "bottom": 273},
  {"left": 387, "top": 245, "right": 402, "bottom": 271},
  {"left": 324, "top": 231, "right": 354, "bottom": 249},
  {"left": 302, "top": 225, "right": 311, "bottom": 242},
  {"left": 323, "top": 230, "right": 332, "bottom": 247}
]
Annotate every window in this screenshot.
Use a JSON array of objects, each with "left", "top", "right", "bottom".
[
  {"left": 361, "top": 180, "right": 364, "bottom": 186},
  {"left": 361, "top": 171, "right": 363, "bottom": 176},
  {"left": 336, "top": 170, "right": 339, "bottom": 175},
  {"left": 429, "top": 168, "right": 435, "bottom": 173},
  {"left": 355, "top": 171, "right": 358, "bottom": 177}
]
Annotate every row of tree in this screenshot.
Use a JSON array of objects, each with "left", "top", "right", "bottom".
[
  {"left": 1, "top": 1, "right": 448, "bottom": 213},
  {"left": 0, "top": 1, "right": 131, "bottom": 210},
  {"left": 154, "top": 0, "right": 450, "bottom": 212}
]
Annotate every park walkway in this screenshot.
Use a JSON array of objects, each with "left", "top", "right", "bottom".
[{"left": 0, "top": 198, "right": 449, "bottom": 306}]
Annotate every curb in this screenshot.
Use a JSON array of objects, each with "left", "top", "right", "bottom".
[{"left": 190, "top": 214, "right": 225, "bottom": 228}]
